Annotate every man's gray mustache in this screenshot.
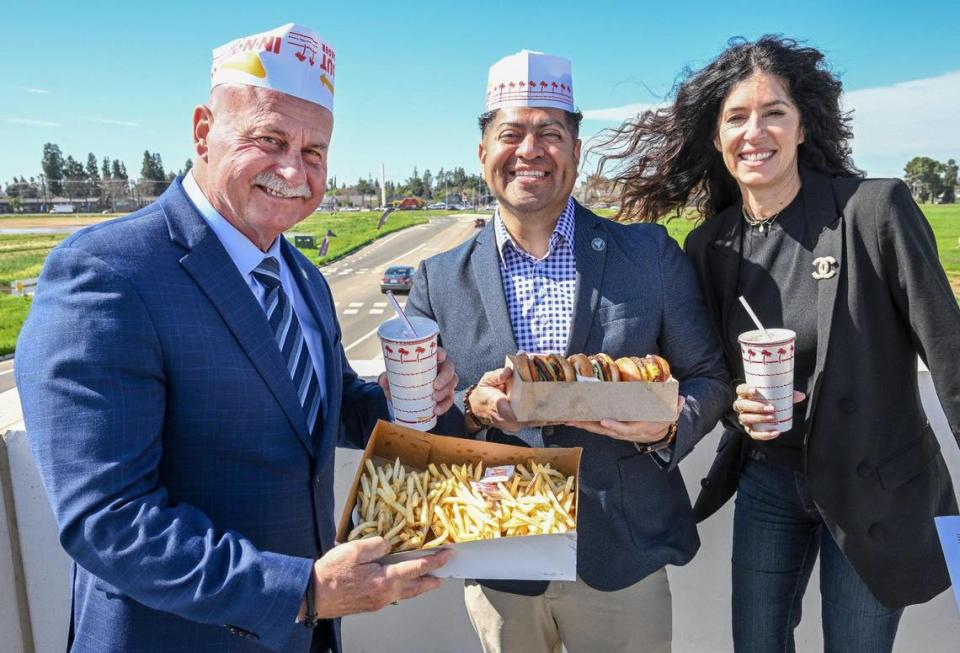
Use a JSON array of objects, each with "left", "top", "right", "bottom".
[{"left": 252, "top": 172, "right": 312, "bottom": 199}]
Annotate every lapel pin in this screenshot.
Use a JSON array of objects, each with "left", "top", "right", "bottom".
[
  {"left": 591, "top": 237, "right": 606, "bottom": 252},
  {"left": 812, "top": 256, "right": 839, "bottom": 280}
]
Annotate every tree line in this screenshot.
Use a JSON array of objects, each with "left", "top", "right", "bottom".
[
  {"left": 2, "top": 143, "right": 192, "bottom": 210},
  {"left": 328, "top": 166, "right": 490, "bottom": 208},
  {"left": 903, "top": 157, "right": 958, "bottom": 203}
]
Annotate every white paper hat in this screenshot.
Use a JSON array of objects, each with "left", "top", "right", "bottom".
[
  {"left": 211, "top": 23, "right": 335, "bottom": 113},
  {"left": 485, "top": 50, "right": 574, "bottom": 112}
]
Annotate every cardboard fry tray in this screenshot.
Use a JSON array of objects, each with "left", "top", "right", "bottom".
[
  {"left": 336, "top": 420, "right": 582, "bottom": 581},
  {"left": 505, "top": 355, "right": 679, "bottom": 423}
]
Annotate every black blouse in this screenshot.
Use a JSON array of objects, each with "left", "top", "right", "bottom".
[{"left": 726, "top": 192, "right": 818, "bottom": 470}]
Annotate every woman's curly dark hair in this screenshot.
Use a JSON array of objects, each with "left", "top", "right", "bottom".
[{"left": 594, "top": 35, "right": 862, "bottom": 221}]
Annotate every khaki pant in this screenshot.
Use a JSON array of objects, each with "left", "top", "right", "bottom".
[{"left": 463, "top": 570, "right": 672, "bottom": 653}]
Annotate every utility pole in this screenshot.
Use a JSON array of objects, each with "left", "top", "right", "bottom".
[{"left": 380, "top": 163, "right": 386, "bottom": 208}]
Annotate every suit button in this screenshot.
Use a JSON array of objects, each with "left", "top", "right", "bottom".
[
  {"left": 701, "top": 478, "right": 712, "bottom": 489},
  {"left": 838, "top": 397, "right": 857, "bottom": 414},
  {"left": 856, "top": 462, "right": 873, "bottom": 479},
  {"left": 868, "top": 523, "right": 886, "bottom": 540}
]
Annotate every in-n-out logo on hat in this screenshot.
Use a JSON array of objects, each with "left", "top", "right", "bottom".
[
  {"left": 211, "top": 23, "right": 335, "bottom": 113},
  {"left": 485, "top": 50, "right": 574, "bottom": 113}
]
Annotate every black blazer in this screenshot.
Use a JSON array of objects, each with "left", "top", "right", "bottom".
[
  {"left": 685, "top": 167, "right": 960, "bottom": 608},
  {"left": 407, "top": 201, "right": 730, "bottom": 595}
]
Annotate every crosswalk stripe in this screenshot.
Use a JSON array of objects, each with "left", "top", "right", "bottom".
[
  {"left": 370, "top": 309, "right": 384, "bottom": 315},
  {"left": 344, "top": 309, "right": 359, "bottom": 315},
  {"left": 348, "top": 302, "right": 364, "bottom": 307}
]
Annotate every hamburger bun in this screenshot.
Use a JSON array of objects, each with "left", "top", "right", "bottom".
[
  {"left": 551, "top": 354, "right": 577, "bottom": 382},
  {"left": 614, "top": 356, "right": 644, "bottom": 381},
  {"left": 514, "top": 352, "right": 534, "bottom": 382},
  {"left": 567, "top": 353, "right": 594, "bottom": 379},
  {"left": 594, "top": 353, "right": 621, "bottom": 382},
  {"left": 635, "top": 354, "right": 671, "bottom": 382}
]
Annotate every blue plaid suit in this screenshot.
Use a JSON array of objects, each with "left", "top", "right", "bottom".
[
  {"left": 15, "top": 179, "right": 389, "bottom": 652},
  {"left": 407, "top": 201, "right": 731, "bottom": 595}
]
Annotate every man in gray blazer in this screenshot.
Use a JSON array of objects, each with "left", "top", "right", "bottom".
[{"left": 406, "top": 50, "right": 731, "bottom": 653}]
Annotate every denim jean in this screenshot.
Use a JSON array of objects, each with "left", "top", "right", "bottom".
[{"left": 732, "top": 455, "right": 903, "bottom": 653}]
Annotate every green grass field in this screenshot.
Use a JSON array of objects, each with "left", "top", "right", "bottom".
[
  {"left": 0, "top": 294, "right": 31, "bottom": 355},
  {"left": 0, "top": 204, "right": 957, "bottom": 356}
]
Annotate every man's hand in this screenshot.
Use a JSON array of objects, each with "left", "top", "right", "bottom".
[
  {"left": 303, "top": 537, "right": 452, "bottom": 619},
  {"left": 469, "top": 367, "right": 523, "bottom": 433},
  {"left": 733, "top": 384, "right": 806, "bottom": 441},
  {"left": 377, "top": 347, "right": 458, "bottom": 416},
  {"left": 566, "top": 397, "right": 686, "bottom": 443}
]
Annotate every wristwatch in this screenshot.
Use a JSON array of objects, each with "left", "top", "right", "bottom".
[{"left": 634, "top": 421, "right": 678, "bottom": 455}]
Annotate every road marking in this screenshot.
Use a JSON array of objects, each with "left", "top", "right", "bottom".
[
  {"left": 344, "top": 325, "right": 381, "bottom": 352},
  {"left": 0, "top": 369, "right": 13, "bottom": 377},
  {"left": 348, "top": 302, "right": 364, "bottom": 307},
  {"left": 369, "top": 309, "right": 384, "bottom": 315},
  {"left": 374, "top": 302, "right": 387, "bottom": 307},
  {"left": 390, "top": 243, "right": 426, "bottom": 265},
  {"left": 343, "top": 309, "right": 359, "bottom": 315}
]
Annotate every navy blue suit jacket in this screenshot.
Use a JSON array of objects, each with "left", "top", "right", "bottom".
[
  {"left": 407, "top": 202, "right": 730, "bottom": 595},
  {"left": 16, "top": 179, "right": 389, "bottom": 652}
]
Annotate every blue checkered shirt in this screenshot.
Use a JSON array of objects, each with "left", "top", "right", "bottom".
[{"left": 494, "top": 197, "right": 577, "bottom": 354}]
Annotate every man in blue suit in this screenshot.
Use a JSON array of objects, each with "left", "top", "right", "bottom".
[
  {"left": 406, "top": 51, "right": 730, "bottom": 652},
  {"left": 15, "top": 23, "right": 454, "bottom": 653}
]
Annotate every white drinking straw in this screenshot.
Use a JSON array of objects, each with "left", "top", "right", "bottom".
[
  {"left": 738, "top": 296, "right": 770, "bottom": 340},
  {"left": 385, "top": 290, "right": 418, "bottom": 337}
]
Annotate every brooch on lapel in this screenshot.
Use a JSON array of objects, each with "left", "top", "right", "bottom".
[
  {"left": 591, "top": 237, "right": 606, "bottom": 252},
  {"left": 811, "top": 256, "right": 839, "bottom": 280}
]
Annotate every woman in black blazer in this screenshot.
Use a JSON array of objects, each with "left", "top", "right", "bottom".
[{"left": 595, "top": 36, "right": 960, "bottom": 652}]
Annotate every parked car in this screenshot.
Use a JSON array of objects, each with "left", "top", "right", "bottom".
[
  {"left": 380, "top": 265, "right": 415, "bottom": 293},
  {"left": 474, "top": 217, "right": 487, "bottom": 228},
  {"left": 426, "top": 202, "right": 448, "bottom": 210}
]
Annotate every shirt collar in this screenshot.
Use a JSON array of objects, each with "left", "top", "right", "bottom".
[
  {"left": 493, "top": 196, "right": 576, "bottom": 263},
  {"left": 182, "top": 171, "right": 282, "bottom": 277}
]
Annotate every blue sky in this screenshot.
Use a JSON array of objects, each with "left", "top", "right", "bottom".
[{"left": 2, "top": 1, "right": 958, "bottom": 188}]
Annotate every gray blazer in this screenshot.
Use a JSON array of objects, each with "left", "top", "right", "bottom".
[
  {"left": 408, "top": 201, "right": 730, "bottom": 595},
  {"left": 687, "top": 168, "right": 960, "bottom": 608}
]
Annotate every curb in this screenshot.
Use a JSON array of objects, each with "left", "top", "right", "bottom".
[{"left": 0, "top": 353, "right": 13, "bottom": 362}]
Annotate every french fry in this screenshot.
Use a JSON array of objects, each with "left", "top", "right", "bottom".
[{"left": 348, "top": 456, "right": 577, "bottom": 552}]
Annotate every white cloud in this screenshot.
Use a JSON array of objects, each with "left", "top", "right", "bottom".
[
  {"left": 3, "top": 118, "right": 62, "bottom": 127},
  {"left": 25, "top": 87, "right": 50, "bottom": 94},
  {"left": 844, "top": 70, "right": 960, "bottom": 171},
  {"left": 582, "top": 102, "right": 664, "bottom": 121},
  {"left": 87, "top": 118, "right": 139, "bottom": 128}
]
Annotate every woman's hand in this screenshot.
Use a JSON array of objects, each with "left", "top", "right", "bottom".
[{"left": 733, "top": 384, "right": 805, "bottom": 441}]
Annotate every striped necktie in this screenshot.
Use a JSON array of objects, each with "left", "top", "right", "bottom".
[{"left": 252, "top": 256, "right": 322, "bottom": 437}]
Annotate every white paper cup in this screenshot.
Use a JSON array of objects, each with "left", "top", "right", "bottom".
[
  {"left": 378, "top": 316, "right": 440, "bottom": 431},
  {"left": 738, "top": 328, "right": 796, "bottom": 432}
]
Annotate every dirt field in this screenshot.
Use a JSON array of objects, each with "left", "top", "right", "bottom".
[{"left": 0, "top": 214, "right": 122, "bottom": 228}]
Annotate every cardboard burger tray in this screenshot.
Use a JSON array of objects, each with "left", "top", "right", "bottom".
[
  {"left": 336, "top": 420, "right": 582, "bottom": 581},
  {"left": 505, "top": 355, "right": 679, "bottom": 423}
]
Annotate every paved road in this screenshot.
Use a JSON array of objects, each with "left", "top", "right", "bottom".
[
  {"left": 0, "top": 359, "right": 14, "bottom": 394},
  {"left": 323, "top": 214, "right": 480, "bottom": 364}
]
